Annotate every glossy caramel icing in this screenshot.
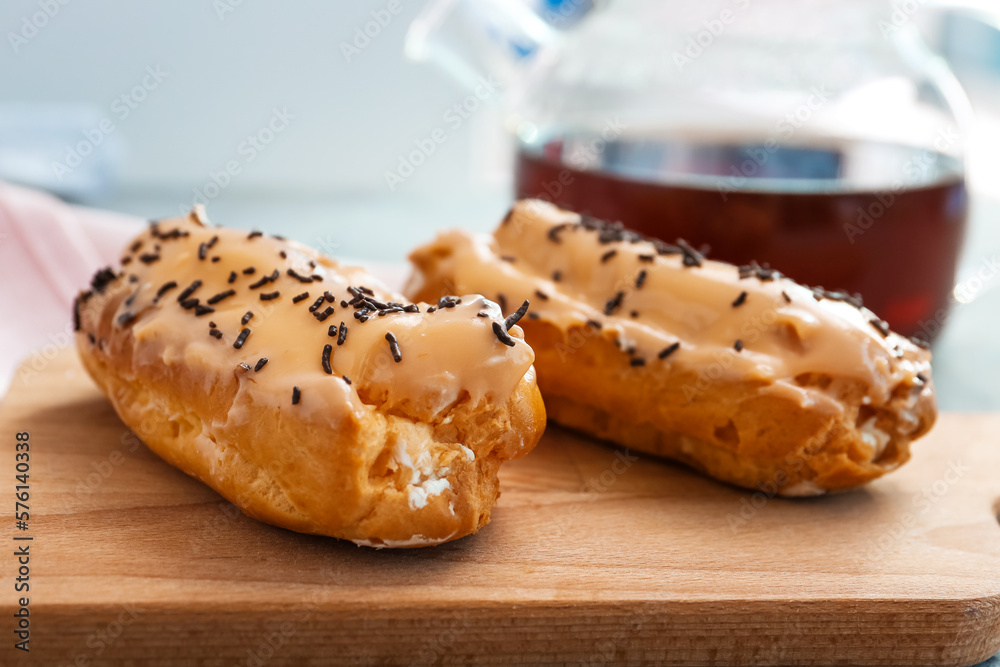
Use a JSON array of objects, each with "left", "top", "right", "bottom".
[{"left": 405, "top": 199, "right": 932, "bottom": 419}]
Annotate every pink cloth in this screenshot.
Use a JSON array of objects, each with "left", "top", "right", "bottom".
[{"left": 0, "top": 182, "right": 142, "bottom": 392}]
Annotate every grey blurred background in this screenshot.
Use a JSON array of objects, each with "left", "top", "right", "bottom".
[
  {"left": 0, "top": 0, "right": 518, "bottom": 258},
  {"left": 2, "top": 0, "right": 1000, "bottom": 414}
]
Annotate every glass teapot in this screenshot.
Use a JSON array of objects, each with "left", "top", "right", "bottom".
[{"left": 405, "top": 0, "right": 973, "bottom": 341}]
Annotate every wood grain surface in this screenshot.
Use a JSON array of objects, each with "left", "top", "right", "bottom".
[{"left": 1, "top": 346, "right": 999, "bottom": 666}]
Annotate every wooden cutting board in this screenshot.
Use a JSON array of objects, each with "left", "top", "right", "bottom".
[{"left": 2, "top": 347, "right": 999, "bottom": 666}]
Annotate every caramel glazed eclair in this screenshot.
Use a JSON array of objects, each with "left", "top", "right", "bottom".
[
  {"left": 406, "top": 200, "right": 937, "bottom": 496},
  {"left": 74, "top": 207, "right": 545, "bottom": 548}
]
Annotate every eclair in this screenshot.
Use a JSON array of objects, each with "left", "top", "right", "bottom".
[
  {"left": 74, "top": 207, "right": 545, "bottom": 547},
  {"left": 406, "top": 200, "right": 937, "bottom": 495}
]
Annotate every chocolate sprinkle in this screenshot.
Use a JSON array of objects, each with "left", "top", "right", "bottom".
[
  {"left": 604, "top": 291, "right": 625, "bottom": 316},
  {"left": 139, "top": 253, "right": 161, "bottom": 264},
  {"left": 504, "top": 299, "right": 530, "bottom": 331},
  {"left": 324, "top": 291, "right": 336, "bottom": 303},
  {"left": 279, "top": 251, "right": 287, "bottom": 259},
  {"left": 90, "top": 267, "right": 118, "bottom": 293},
  {"left": 209, "top": 329, "right": 223, "bottom": 339},
  {"left": 534, "top": 289, "right": 549, "bottom": 301},
  {"left": 734, "top": 339, "right": 744, "bottom": 352},
  {"left": 635, "top": 270, "right": 647, "bottom": 289},
  {"left": 233, "top": 328, "right": 251, "bottom": 349},
  {"left": 260, "top": 291, "right": 280, "bottom": 301},
  {"left": 322, "top": 344, "right": 333, "bottom": 374},
  {"left": 177, "top": 280, "right": 202, "bottom": 302},
  {"left": 676, "top": 239, "right": 704, "bottom": 267},
  {"left": 228, "top": 271, "right": 237, "bottom": 284},
  {"left": 254, "top": 357, "right": 268, "bottom": 371},
  {"left": 782, "top": 291, "right": 791, "bottom": 303},
  {"left": 738, "top": 260, "right": 778, "bottom": 282},
  {"left": 207, "top": 289, "right": 236, "bottom": 305},
  {"left": 248, "top": 275, "right": 272, "bottom": 290},
  {"left": 292, "top": 292, "right": 310, "bottom": 304},
  {"left": 653, "top": 240, "right": 682, "bottom": 256},
  {"left": 314, "top": 306, "right": 334, "bottom": 322},
  {"left": 492, "top": 321, "right": 516, "bottom": 347},
  {"left": 180, "top": 298, "right": 200, "bottom": 310},
  {"left": 243, "top": 266, "right": 256, "bottom": 275},
  {"left": 600, "top": 249, "right": 617, "bottom": 263},
  {"left": 211, "top": 256, "right": 221, "bottom": 263},
  {"left": 869, "top": 318, "right": 890, "bottom": 337},
  {"left": 811, "top": 287, "right": 864, "bottom": 309},
  {"left": 552, "top": 270, "right": 562, "bottom": 282},
  {"left": 156, "top": 281, "right": 178, "bottom": 299},
  {"left": 241, "top": 311, "right": 253, "bottom": 325},
  {"left": 342, "top": 375, "right": 352, "bottom": 385},
  {"left": 437, "top": 295, "right": 461, "bottom": 309},
  {"left": 337, "top": 322, "right": 348, "bottom": 345},
  {"left": 198, "top": 243, "right": 208, "bottom": 260},
  {"left": 328, "top": 324, "right": 337, "bottom": 337},
  {"left": 638, "top": 254, "right": 655, "bottom": 262},
  {"left": 117, "top": 312, "right": 136, "bottom": 327},
  {"left": 292, "top": 386, "right": 300, "bottom": 404},
  {"left": 385, "top": 332, "right": 402, "bottom": 362},
  {"left": 658, "top": 342, "right": 680, "bottom": 359},
  {"left": 732, "top": 291, "right": 748, "bottom": 308},
  {"left": 500, "top": 255, "right": 517, "bottom": 263},
  {"left": 548, "top": 223, "right": 569, "bottom": 243},
  {"left": 586, "top": 319, "right": 602, "bottom": 329},
  {"left": 288, "top": 268, "right": 313, "bottom": 284},
  {"left": 309, "top": 296, "right": 326, "bottom": 312},
  {"left": 477, "top": 311, "right": 489, "bottom": 318},
  {"left": 194, "top": 305, "right": 215, "bottom": 317},
  {"left": 630, "top": 357, "right": 646, "bottom": 367}
]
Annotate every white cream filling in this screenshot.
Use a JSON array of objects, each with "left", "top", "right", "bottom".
[
  {"left": 351, "top": 532, "right": 456, "bottom": 549},
  {"left": 408, "top": 477, "right": 451, "bottom": 509},
  {"left": 393, "top": 438, "right": 453, "bottom": 510},
  {"left": 859, "top": 417, "right": 891, "bottom": 458},
  {"left": 780, "top": 480, "right": 827, "bottom": 497}
]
